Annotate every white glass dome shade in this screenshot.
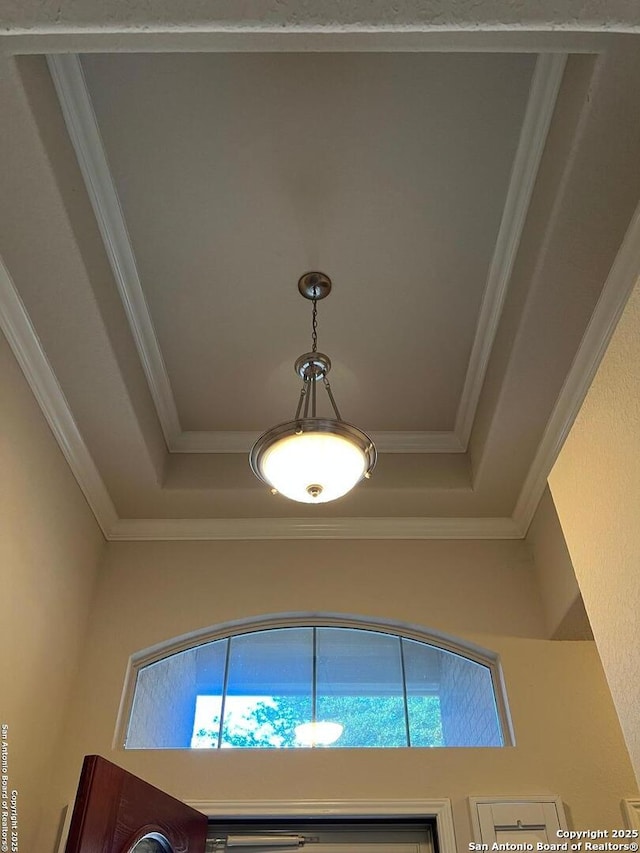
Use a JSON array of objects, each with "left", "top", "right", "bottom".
[
  {"left": 250, "top": 418, "right": 376, "bottom": 504},
  {"left": 294, "top": 721, "right": 344, "bottom": 746}
]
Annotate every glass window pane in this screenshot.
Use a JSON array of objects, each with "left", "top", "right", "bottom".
[
  {"left": 401, "top": 639, "right": 443, "bottom": 747},
  {"left": 403, "top": 638, "right": 502, "bottom": 746},
  {"left": 190, "top": 639, "right": 229, "bottom": 748},
  {"left": 128, "top": 639, "right": 227, "bottom": 748},
  {"left": 316, "top": 628, "right": 407, "bottom": 747},
  {"left": 221, "top": 628, "right": 313, "bottom": 748},
  {"left": 127, "top": 625, "right": 506, "bottom": 750}
]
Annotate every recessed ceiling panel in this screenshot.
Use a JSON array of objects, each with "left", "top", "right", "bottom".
[{"left": 81, "top": 52, "right": 535, "bottom": 432}]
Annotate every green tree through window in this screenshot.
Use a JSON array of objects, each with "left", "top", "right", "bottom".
[
  {"left": 126, "top": 623, "right": 505, "bottom": 749},
  {"left": 193, "top": 695, "right": 443, "bottom": 748}
]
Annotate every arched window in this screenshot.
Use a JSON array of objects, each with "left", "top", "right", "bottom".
[{"left": 124, "top": 618, "right": 510, "bottom": 749}]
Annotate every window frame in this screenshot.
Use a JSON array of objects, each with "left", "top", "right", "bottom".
[{"left": 114, "top": 613, "right": 514, "bottom": 749}]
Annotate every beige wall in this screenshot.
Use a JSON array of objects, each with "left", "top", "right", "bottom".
[
  {"left": 54, "top": 538, "right": 636, "bottom": 850},
  {"left": 550, "top": 278, "right": 640, "bottom": 786},
  {"left": 526, "top": 487, "right": 591, "bottom": 639},
  {"left": 5, "top": 276, "right": 640, "bottom": 848},
  {"left": 1, "top": 333, "right": 105, "bottom": 851}
]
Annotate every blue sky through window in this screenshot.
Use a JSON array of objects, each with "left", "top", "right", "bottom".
[{"left": 127, "top": 625, "right": 503, "bottom": 749}]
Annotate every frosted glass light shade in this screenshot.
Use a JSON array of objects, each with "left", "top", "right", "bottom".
[
  {"left": 250, "top": 418, "right": 376, "bottom": 504},
  {"left": 262, "top": 433, "right": 364, "bottom": 503},
  {"left": 294, "top": 721, "right": 344, "bottom": 746}
]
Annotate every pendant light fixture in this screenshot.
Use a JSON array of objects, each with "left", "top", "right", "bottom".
[{"left": 249, "top": 272, "right": 376, "bottom": 503}]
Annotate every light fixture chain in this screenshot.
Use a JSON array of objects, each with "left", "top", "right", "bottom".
[{"left": 311, "top": 292, "right": 318, "bottom": 353}]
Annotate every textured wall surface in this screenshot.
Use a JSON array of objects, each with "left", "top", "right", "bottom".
[
  {"left": 51, "top": 539, "right": 637, "bottom": 851},
  {"left": 526, "top": 488, "right": 583, "bottom": 637},
  {"left": 550, "top": 279, "right": 640, "bottom": 785}
]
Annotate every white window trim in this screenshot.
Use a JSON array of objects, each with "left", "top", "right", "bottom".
[
  {"left": 186, "top": 798, "right": 456, "bottom": 853},
  {"left": 115, "top": 612, "right": 514, "bottom": 749}
]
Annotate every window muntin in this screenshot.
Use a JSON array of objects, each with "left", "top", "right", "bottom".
[
  {"left": 220, "top": 628, "right": 313, "bottom": 749},
  {"left": 125, "top": 624, "right": 505, "bottom": 749},
  {"left": 316, "top": 628, "right": 408, "bottom": 747}
]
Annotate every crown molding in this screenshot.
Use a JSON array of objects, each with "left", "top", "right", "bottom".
[
  {"left": 3, "top": 2, "right": 639, "bottom": 40},
  {"left": 0, "top": 255, "right": 118, "bottom": 537},
  {"left": 4, "top": 187, "right": 638, "bottom": 542},
  {"left": 46, "top": 53, "right": 181, "bottom": 446},
  {"left": 454, "top": 52, "right": 567, "bottom": 448},
  {"left": 107, "top": 515, "right": 520, "bottom": 540},
  {"left": 16, "top": 185, "right": 636, "bottom": 540},
  {"left": 8, "top": 50, "right": 634, "bottom": 542},
  {"left": 172, "top": 429, "right": 464, "bottom": 454},
  {"left": 0, "top": 253, "right": 511, "bottom": 540},
  {"left": 47, "top": 52, "right": 565, "bottom": 456},
  {"left": 513, "top": 195, "right": 640, "bottom": 536},
  {"left": 6, "top": 187, "right": 637, "bottom": 542},
  {"left": 4, "top": 211, "right": 634, "bottom": 542}
]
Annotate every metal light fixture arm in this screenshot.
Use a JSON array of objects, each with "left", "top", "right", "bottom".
[{"left": 249, "top": 271, "right": 376, "bottom": 503}]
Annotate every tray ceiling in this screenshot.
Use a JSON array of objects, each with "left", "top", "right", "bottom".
[
  {"left": 80, "top": 52, "right": 534, "bottom": 433},
  {"left": 2, "top": 34, "right": 640, "bottom": 539}
]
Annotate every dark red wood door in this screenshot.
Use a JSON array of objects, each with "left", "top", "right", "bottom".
[{"left": 65, "top": 755, "right": 208, "bottom": 853}]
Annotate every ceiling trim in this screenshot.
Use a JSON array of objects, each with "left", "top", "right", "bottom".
[
  {"left": 108, "top": 515, "right": 521, "bottom": 541},
  {"left": 6, "top": 50, "right": 636, "bottom": 542},
  {"left": 3, "top": 1, "right": 640, "bottom": 38},
  {"left": 46, "top": 52, "right": 181, "bottom": 446},
  {"left": 0, "top": 255, "right": 118, "bottom": 538},
  {"left": 0, "top": 258, "right": 513, "bottom": 540},
  {"left": 454, "top": 52, "right": 567, "bottom": 447},
  {"left": 6, "top": 179, "right": 638, "bottom": 541},
  {"left": 172, "top": 429, "right": 464, "bottom": 454},
  {"left": 45, "top": 52, "right": 466, "bottom": 457},
  {"left": 0, "top": 264, "right": 501, "bottom": 538},
  {"left": 512, "top": 194, "right": 640, "bottom": 535},
  {"left": 47, "top": 51, "right": 565, "bottom": 456},
  {"left": 4, "top": 184, "right": 637, "bottom": 542}
]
